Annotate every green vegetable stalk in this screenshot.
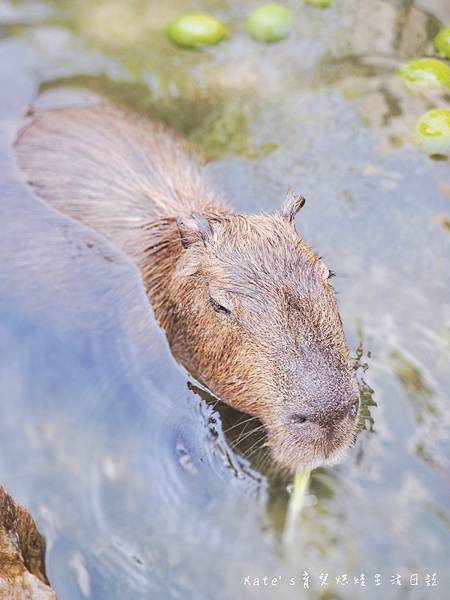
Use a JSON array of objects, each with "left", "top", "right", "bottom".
[{"left": 283, "top": 469, "right": 311, "bottom": 547}]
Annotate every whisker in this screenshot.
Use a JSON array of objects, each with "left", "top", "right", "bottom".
[
  {"left": 223, "top": 415, "right": 260, "bottom": 434},
  {"left": 231, "top": 424, "right": 266, "bottom": 448},
  {"left": 244, "top": 436, "right": 269, "bottom": 460}
]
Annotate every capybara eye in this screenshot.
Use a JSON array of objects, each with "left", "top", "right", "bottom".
[
  {"left": 208, "top": 283, "right": 232, "bottom": 317},
  {"left": 209, "top": 296, "right": 231, "bottom": 317}
]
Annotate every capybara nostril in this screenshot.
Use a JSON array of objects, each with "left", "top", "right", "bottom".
[{"left": 290, "top": 414, "right": 309, "bottom": 426}]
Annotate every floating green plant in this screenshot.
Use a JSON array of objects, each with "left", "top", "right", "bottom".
[
  {"left": 415, "top": 109, "right": 450, "bottom": 157},
  {"left": 246, "top": 4, "right": 293, "bottom": 43},
  {"left": 166, "top": 13, "right": 228, "bottom": 48},
  {"left": 305, "top": 0, "right": 333, "bottom": 7},
  {"left": 434, "top": 27, "right": 450, "bottom": 59},
  {"left": 399, "top": 58, "right": 450, "bottom": 90}
]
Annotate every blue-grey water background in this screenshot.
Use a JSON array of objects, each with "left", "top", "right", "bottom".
[{"left": 0, "top": 1, "right": 449, "bottom": 598}]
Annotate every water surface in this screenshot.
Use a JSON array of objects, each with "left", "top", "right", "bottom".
[{"left": 0, "top": 1, "right": 449, "bottom": 598}]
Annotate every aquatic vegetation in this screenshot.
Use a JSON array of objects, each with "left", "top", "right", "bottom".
[
  {"left": 245, "top": 4, "right": 293, "bottom": 43},
  {"left": 166, "top": 13, "right": 228, "bottom": 48},
  {"left": 353, "top": 341, "right": 377, "bottom": 433},
  {"left": 415, "top": 109, "right": 450, "bottom": 156},
  {"left": 391, "top": 350, "right": 435, "bottom": 412},
  {"left": 434, "top": 214, "right": 450, "bottom": 232},
  {"left": 399, "top": 58, "right": 450, "bottom": 90},
  {"left": 81, "top": 2, "right": 151, "bottom": 45},
  {"left": 434, "top": 27, "right": 450, "bottom": 59},
  {"left": 305, "top": 0, "right": 333, "bottom": 7},
  {"left": 190, "top": 103, "right": 269, "bottom": 161}
]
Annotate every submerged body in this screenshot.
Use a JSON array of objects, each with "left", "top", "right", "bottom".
[{"left": 16, "top": 102, "right": 360, "bottom": 471}]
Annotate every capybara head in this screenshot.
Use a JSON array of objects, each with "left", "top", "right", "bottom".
[{"left": 165, "top": 194, "right": 360, "bottom": 471}]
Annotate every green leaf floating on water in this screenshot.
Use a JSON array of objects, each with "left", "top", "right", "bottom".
[
  {"left": 246, "top": 4, "right": 293, "bottom": 43},
  {"left": 434, "top": 27, "right": 450, "bottom": 59},
  {"left": 305, "top": 0, "right": 333, "bottom": 8},
  {"left": 416, "top": 109, "right": 450, "bottom": 156},
  {"left": 283, "top": 469, "right": 311, "bottom": 547},
  {"left": 399, "top": 58, "right": 450, "bottom": 90},
  {"left": 166, "top": 13, "right": 229, "bottom": 48}
]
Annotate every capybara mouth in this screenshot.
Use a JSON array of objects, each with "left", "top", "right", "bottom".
[{"left": 266, "top": 413, "right": 359, "bottom": 472}]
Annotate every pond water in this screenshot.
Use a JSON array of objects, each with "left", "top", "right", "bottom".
[{"left": 0, "top": 1, "right": 449, "bottom": 599}]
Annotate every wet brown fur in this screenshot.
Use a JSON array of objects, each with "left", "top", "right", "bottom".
[
  {"left": 0, "top": 486, "right": 55, "bottom": 597},
  {"left": 15, "top": 102, "right": 360, "bottom": 471}
]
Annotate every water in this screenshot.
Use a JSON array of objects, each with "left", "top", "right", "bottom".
[{"left": 0, "top": 1, "right": 449, "bottom": 598}]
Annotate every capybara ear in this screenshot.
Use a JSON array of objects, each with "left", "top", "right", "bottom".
[
  {"left": 176, "top": 212, "right": 212, "bottom": 249},
  {"left": 281, "top": 192, "right": 306, "bottom": 224}
]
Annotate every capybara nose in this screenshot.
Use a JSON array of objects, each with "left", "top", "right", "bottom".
[
  {"left": 290, "top": 411, "right": 338, "bottom": 429},
  {"left": 289, "top": 396, "right": 358, "bottom": 430}
]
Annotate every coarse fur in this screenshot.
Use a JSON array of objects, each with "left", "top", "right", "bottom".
[{"left": 15, "top": 101, "right": 360, "bottom": 471}]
